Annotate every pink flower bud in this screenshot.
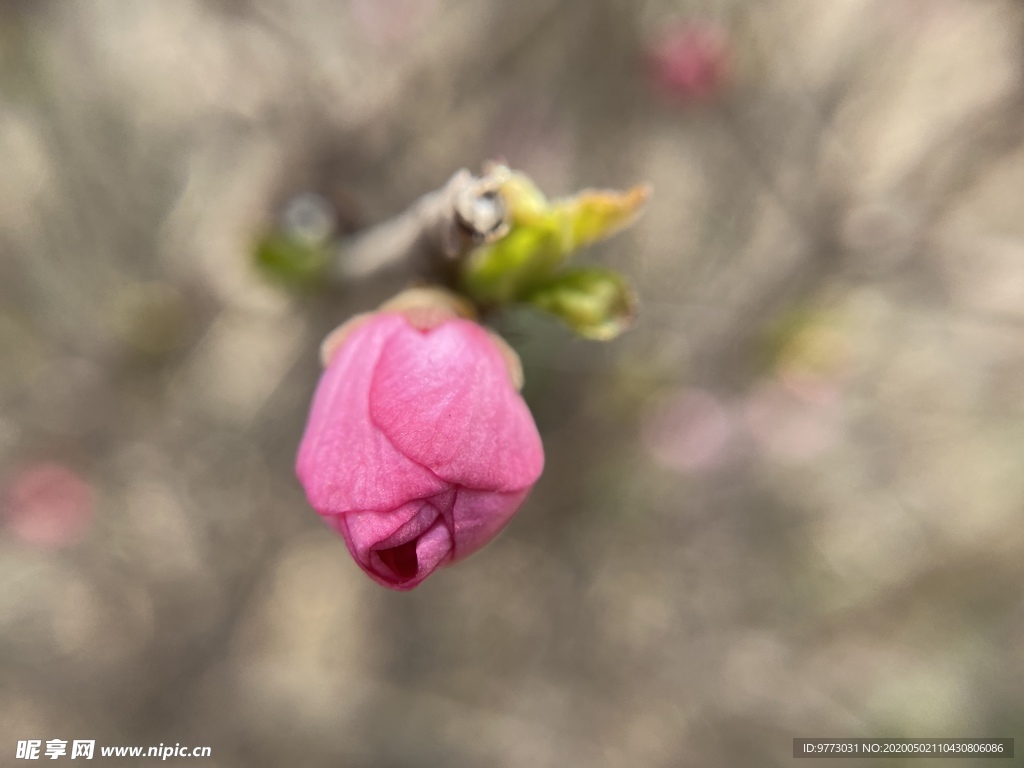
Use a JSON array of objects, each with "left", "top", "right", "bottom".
[
  {"left": 296, "top": 311, "right": 544, "bottom": 590},
  {"left": 647, "top": 21, "right": 731, "bottom": 102}
]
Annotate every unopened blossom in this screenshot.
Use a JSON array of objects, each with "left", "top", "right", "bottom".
[
  {"left": 296, "top": 290, "right": 544, "bottom": 590},
  {"left": 648, "top": 21, "right": 732, "bottom": 102}
]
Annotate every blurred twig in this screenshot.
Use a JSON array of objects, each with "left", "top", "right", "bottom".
[{"left": 334, "top": 165, "right": 510, "bottom": 283}]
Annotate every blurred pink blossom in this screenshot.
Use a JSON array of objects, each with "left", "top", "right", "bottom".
[
  {"left": 647, "top": 21, "right": 732, "bottom": 102},
  {"left": 296, "top": 312, "right": 544, "bottom": 590},
  {"left": 642, "top": 388, "right": 735, "bottom": 473},
  {"left": 743, "top": 379, "right": 844, "bottom": 462},
  {"left": 772, "top": 317, "right": 852, "bottom": 403},
  {"left": 4, "top": 462, "right": 94, "bottom": 548}
]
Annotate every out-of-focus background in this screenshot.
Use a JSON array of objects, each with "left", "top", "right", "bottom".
[{"left": 2, "top": 1, "right": 1023, "bottom": 765}]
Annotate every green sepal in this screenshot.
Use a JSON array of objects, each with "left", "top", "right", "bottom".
[
  {"left": 460, "top": 172, "right": 649, "bottom": 306},
  {"left": 460, "top": 224, "right": 563, "bottom": 305},
  {"left": 525, "top": 267, "right": 636, "bottom": 340},
  {"left": 549, "top": 184, "right": 650, "bottom": 254}
]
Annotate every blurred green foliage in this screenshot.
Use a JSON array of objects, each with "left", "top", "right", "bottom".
[{"left": 254, "top": 231, "right": 331, "bottom": 292}]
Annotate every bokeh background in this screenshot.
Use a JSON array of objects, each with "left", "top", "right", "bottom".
[{"left": 2, "top": 1, "right": 1023, "bottom": 765}]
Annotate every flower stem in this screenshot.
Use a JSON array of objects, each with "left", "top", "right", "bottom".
[{"left": 333, "top": 165, "right": 511, "bottom": 284}]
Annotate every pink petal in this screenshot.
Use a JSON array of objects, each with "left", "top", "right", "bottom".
[
  {"left": 331, "top": 490, "right": 455, "bottom": 589},
  {"left": 369, "top": 319, "right": 544, "bottom": 492},
  {"left": 450, "top": 486, "right": 530, "bottom": 563},
  {"left": 296, "top": 314, "right": 447, "bottom": 515}
]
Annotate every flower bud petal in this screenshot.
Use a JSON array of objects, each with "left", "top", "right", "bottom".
[
  {"left": 450, "top": 487, "right": 530, "bottom": 561},
  {"left": 370, "top": 318, "right": 543, "bottom": 491},
  {"left": 296, "top": 310, "right": 544, "bottom": 589},
  {"left": 332, "top": 494, "right": 455, "bottom": 590},
  {"left": 297, "top": 314, "right": 448, "bottom": 515}
]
